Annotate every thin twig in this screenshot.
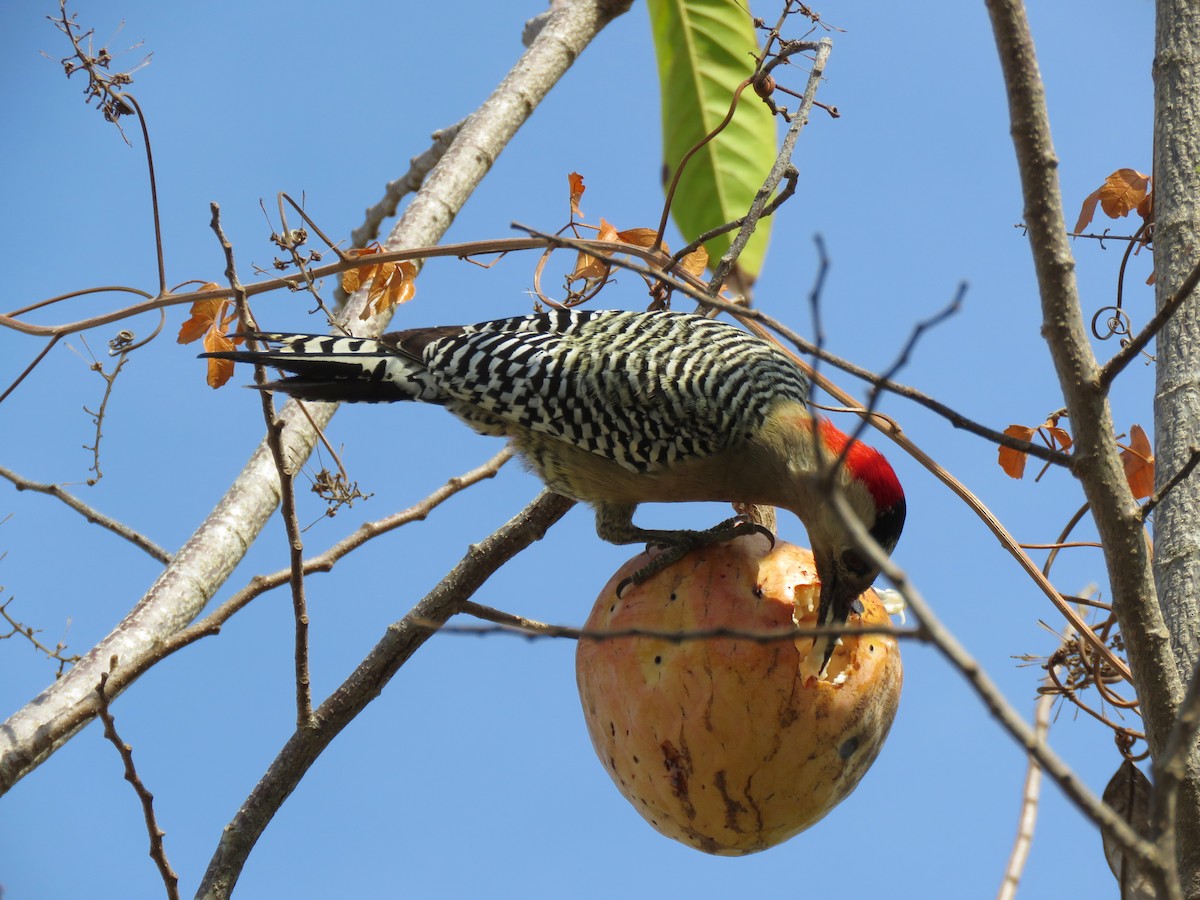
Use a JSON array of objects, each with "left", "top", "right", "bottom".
[
  {"left": 1099, "top": 252, "right": 1200, "bottom": 390},
  {"left": 997, "top": 689, "right": 1054, "bottom": 900},
  {"left": 0, "top": 237, "right": 657, "bottom": 340},
  {"left": 707, "top": 38, "right": 831, "bottom": 296},
  {"left": 452, "top": 599, "right": 920, "bottom": 643},
  {"left": 347, "top": 119, "right": 466, "bottom": 257},
  {"left": 0, "top": 335, "right": 61, "bottom": 405},
  {"left": 211, "top": 202, "right": 313, "bottom": 728},
  {"left": 118, "top": 93, "right": 167, "bottom": 295},
  {"left": 0, "top": 598, "right": 82, "bottom": 676},
  {"left": 1141, "top": 446, "right": 1200, "bottom": 520},
  {"left": 998, "top": 612, "right": 1077, "bottom": 900},
  {"left": 78, "top": 341, "right": 129, "bottom": 484},
  {"left": 0, "top": 463, "right": 171, "bottom": 563},
  {"left": 96, "top": 666, "right": 180, "bottom": 900}
]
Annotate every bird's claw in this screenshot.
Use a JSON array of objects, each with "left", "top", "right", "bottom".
[
  {"left": 712, "top": 514, "right": 775, "bottom": 548},
  {"left": 612, "top": 517, "right": 778, "bottom": 597}
]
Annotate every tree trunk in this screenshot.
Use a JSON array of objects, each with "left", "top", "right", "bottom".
[{"left": 1154, "top": 0, "right": 1200, "bottom": 892}]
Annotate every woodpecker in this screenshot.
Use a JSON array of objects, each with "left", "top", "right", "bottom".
[{"left": 205, "top": 309, "right": 905, "bottom": 669}]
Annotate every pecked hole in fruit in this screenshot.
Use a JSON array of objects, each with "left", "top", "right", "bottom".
[
  {"left": 654, "top": 655, "right": 662, "bottom": 665},
  {"left": 839, "top": 735, "right": 860, "bottom": 760}
]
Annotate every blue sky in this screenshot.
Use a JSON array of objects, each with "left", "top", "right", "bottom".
[{"left": 0, "top": 2, "right": 1157, "bottom": 898}]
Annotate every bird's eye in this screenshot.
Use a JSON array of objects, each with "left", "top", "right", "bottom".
[{"left": 840, "top": 549, "right": 871, "bottom": 576}]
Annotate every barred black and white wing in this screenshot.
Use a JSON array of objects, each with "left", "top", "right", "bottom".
[
  {"left": 408, "top": 310, "right": 810, "bottom": 473},
  {"left": 205, "top": 309, "right": 811, "bottom": 474}
]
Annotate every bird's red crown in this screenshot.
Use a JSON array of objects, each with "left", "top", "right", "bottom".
[{"left": 818, "top": 418, "right": 905, "bottom": 512}]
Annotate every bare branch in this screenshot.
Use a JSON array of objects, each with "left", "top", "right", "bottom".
[
  {"left": 347, "top": 120, "right": 466, "bottom": 256},
  {"left": 77, "top": 340, "right": 129, "bottom": 484},
  {"left": 452, "top": 599, "right": 920, "bottom": 643},
  {"left": 0, "top": 463, "right": 171, "bottom": 564},
  {"left": 0, "top": 598, "right": 82, "bottom": 676},
  {"left": 707, "top": 38, "right": 831, "bottom": 295},
  {"left": 998, "top": 689, "right": 1054, "bottom": 900},
  {"left": 999, "top": 611, "right": 1078, "bottom": 900},
  {"left": 96, "top": 667, "right": 180, "bottom": 900},
  {"left": 1099, "top": 254, "right": 1200, "bottom": 390},
  {"left": 196, "top": 491, "right": 574, "bottom": 900},
  {"left": 1142, "top": 447, "right": 1200, "bottom": 521},
  {"left": 211, "top": 202, "right": 314, "bottom": 727}
]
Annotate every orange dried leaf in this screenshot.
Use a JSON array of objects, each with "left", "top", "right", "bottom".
[
  {"left": 679, "top": 245, "right": 709, "bottom": 278},
  {"left": 1120, "top": 424, "right": 1155, "bottom": 500},
  {"left": 1045, "top": 426, "right": 1073, "bottom": 452},
  {"left": 999, "top": 424, "right": 1036, "bottom": 479},
  {"left": 1098, "top": 169, "right": 1152, "bottom": 220},
  {"left": 1074, "top": 188, "right": 1102, "bottom": 235},
  {"left": 617, "top": 227, "right": 667, "bottom": 252},
  {"left": 202, "top": 328, "right": 236, "bottom": 389},
  {"left": 343, "top": 244, "right": 384, "bottom": 294},
  {"left": 360, "top": 259, "right": 418, "bottom": 319},
  {"left": 176, "top": 283, "right": 225, "bottom": 344},
  {"left": 571, "top": 218, "right": 620, "bottom": 283},
  {"left": 569, "top": 172, "right": 586, "bottom": 219},
  {"left": 1137, "top": 191, "right": 1154, "bottom": 222},
  {"left": 342, "top": 264, "right": 371, "bottom": 294}
]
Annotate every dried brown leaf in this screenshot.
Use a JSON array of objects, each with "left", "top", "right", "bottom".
[
  {"left": 1120, "top": 424, "right": 1155, "bottom": 500},
  {"left": 202, "top": 328, "right": 236, "bottom": 389},
  {"left": 679, "top": 245, "right": 709, "bottom": 278},
  {"left": 1099, "top": 169, "right": 1151, "bottom": 219},
  {"left": 568, "top": 171, "right": 586, "bottom": 219},
  {"left": 999, "top": 424, "right": 1036, "bottom": 479},
  {"left": 176, "top": 283, "right": 225, "bottom": 344}
]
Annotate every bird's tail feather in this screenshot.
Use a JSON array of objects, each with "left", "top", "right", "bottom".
[{"left": 201, "top": 332, "right": 440, "bottom": 404}]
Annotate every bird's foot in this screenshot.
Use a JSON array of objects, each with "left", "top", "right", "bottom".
[{"left": 615, "top": 516, "right": 775, "bottom": 597}]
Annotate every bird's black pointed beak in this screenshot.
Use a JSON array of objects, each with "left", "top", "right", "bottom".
[{"left": 815, "top": 574, "right": 842, "bottom": 676}]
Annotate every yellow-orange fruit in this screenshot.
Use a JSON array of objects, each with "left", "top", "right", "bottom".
[{"left": 575, "top": 536, "right": 902, "bottom": 855}]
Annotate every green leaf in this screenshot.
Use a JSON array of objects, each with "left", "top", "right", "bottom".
[{"left": 647, "top": 0, "right": 777, "bottom": 279}]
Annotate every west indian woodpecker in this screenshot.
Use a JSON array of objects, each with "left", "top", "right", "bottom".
[{"left": 204, "top": 308, "right": 906, "bottom": 670}]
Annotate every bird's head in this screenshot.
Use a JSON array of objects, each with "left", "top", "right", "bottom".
[{"left": 802, "top": 419, "right": 906, "bottom": 671}]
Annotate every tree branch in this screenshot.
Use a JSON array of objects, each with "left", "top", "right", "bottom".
[
  {"left": 0, "top": 463, "right": 171, "bottom": 564},
  {"left": 195, "top": 491, "right": 573, "bottom": 900}
]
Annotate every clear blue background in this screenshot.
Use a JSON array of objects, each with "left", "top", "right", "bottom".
[{"left": 0, "top": 2, "right": 1157, "bottom": 898}]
